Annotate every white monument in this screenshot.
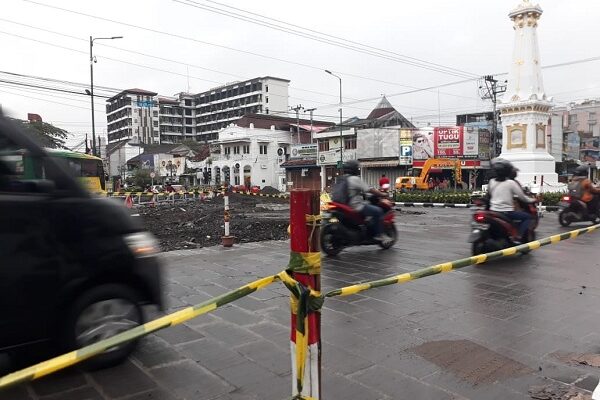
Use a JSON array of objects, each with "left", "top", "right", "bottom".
[{"left": 498, "top": 0, "right": 563, "bottom": 192}]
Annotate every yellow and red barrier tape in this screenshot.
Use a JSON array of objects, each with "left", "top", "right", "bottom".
[{"left": 0, "top": 223, "right": 598, "bottom": 391}]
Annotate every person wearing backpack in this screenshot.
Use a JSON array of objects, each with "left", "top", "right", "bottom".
[
  {"left": 333, "top": 160, "right": 391, "bottom": 243},
  {"left": 570, "top": 165, "right": 600, "bottom": 217}
]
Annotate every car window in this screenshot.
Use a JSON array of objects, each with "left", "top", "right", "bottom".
[{"left": 0, "top": 133, "right": 64, "bottom": 194}]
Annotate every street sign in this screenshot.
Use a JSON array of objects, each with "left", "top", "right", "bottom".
[
  {"left": 150, "top": 172, "right": 156, "bottom": 178},
  {"left": 336, "top": 160, "right": 344, "bottom": 169}
]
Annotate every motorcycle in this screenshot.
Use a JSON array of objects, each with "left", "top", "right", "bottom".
[
  {"left": 558, "top": 194, "right": 600, "bottom": 226},
  {"left": 320, "top": 195, "right": 397, "bottom": 256},
  {"left": 469, "top": 196, "right": 539, "bottom": 255}
]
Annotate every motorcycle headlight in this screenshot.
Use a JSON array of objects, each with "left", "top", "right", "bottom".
[{"left": 124, "top": 232, "right": 159, "bottom": 258}]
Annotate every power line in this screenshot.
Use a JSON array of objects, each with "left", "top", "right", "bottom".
[
  {"left": 0, "top": 78, "right": 111, "bottom": 98},
  {"left": 201, "top": 0, "right": 479, "bottom": 79},
  {"left": 17, "top": 1, "right": 481, "bottom": 100},
  {"left": 0, "top": 87, "right": 106, "bottom": 112},
  {"left": 174, "top": 0, "right": 478, "bottom": 80}
]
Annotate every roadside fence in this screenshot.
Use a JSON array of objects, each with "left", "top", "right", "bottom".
[{"left": 0, "top": 188, "right": 597, "bottom": 399}]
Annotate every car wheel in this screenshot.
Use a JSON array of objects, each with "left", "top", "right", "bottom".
[{"left": 61, "top": 284, "right": 143, "bottom": 370}]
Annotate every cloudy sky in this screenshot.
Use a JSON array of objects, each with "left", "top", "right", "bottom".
[{"left": 2, "top": 0, "right": 600, "bottom": 148}]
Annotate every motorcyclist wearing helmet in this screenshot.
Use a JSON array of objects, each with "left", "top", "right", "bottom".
[
  {"left": 571, "top": 165, "right": 600, "bottom": 216},
  {"left": 488, "top": 159, "right": 537, "bottom": 244},
  {"left": 343, "top": 160, "right": 391, "bottom": 243}
]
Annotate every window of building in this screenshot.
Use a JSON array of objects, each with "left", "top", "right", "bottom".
[
  {"left": 265, "top": 84, "right": 269, "bottom": 93},
  {"left": 185, "top": 109, "right": 192, "bottom": 116},
  {"left": 243, "top": 145, "right": 250, "bottom": 154},
  {"left": 319, "top": 140, "right": 329, "bottom": 152},
  {"left": 153, "top": 111, "right": 158, "bottom": 117},
  {"left": 265, "top": 108, "right": 269, "bottom": 114},
  {"left": 260, "top": 144, "right": 268, "bottom": 154},
  {"left": 153, "top": 121, "right": 158, "bottom": 127},
  {"left": 568, "top": 114, "right": 578, "bottom": 124},
  {"left": 186, "top": 127, "right": 192, "bottom": 134},
  {"left": 589, "top": 112, "right": 596, "bottom": 121},
  {"left": 224, "top": 147, "right": 231, "bottom": 155},
  {"left": 185, "top": 99, "right": 192, "bottom": 106},
  {"left": 185, "top": 118, "right": 192, "bottom": 124},
  {"left": 266, "top": 96, "right": 269, "bottom": 104},
  {"left": 344, "top": 137, "right": 357, "bottom": 150},
  {"left": 233, "top": 146, "right": 240, "bottom": 154}
]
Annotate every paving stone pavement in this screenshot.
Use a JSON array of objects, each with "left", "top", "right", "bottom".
[{"left": 4, "top": 208, "right": 600, "bottom": 400}]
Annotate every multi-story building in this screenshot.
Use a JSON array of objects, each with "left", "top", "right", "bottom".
[
  {"left": 106, "top": 89, "right": 160, "bottom": 145},
  {"left": 193, "top": 77, "right": 289, "bottom": 142},
  {"left": 106, "top": 77, "right": 289, "bottom": 145}
]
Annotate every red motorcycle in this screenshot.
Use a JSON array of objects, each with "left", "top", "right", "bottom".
[
  {"left": 320, "top": 196, "right": 397, "bottom": 256},
  {"left": 469, "top": 196, "right": 539, "bottom": 255}
]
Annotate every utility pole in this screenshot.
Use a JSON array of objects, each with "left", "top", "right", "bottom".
[
  {"left": 290, "top": 104, "right": 304, "bottom": 144},
  {"left": 480, "top": 75, "right": 507, "bottom": 158},
  {"left": 325, "top": 70, "right": 343, "bottom": 169},
  {"left": 305, "top": 108, "right": 316, "bottom": 143}
]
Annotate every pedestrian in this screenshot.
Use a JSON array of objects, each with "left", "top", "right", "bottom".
[{"left": 378, "top": 174, "right": 390, "bottom": 189}]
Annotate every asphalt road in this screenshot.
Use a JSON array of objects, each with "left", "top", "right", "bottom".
[{"left": 5, "top": 208, "right": 600, "bottom": 400}]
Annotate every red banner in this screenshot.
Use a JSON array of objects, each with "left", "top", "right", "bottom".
[{"left": 434, "top": 127, "right": 463, "bottom": 157}]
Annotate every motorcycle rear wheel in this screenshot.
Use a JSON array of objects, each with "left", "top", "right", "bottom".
[
  {"left": 558, "top": 210, "right": 572, "bottom": 227},
  {"left": 378, "top": 224, "right": 397, "bottom": 250},
  {"left": 320, "top": 224, "right": 343, "bottom": 257},
  {"left": 472, "top": 239, "right": 486, "bottom": 256}
]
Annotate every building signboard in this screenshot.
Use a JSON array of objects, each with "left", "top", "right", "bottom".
[
  {"left": 399, "top": 129, "right": 413, "bottom": 165},
  {"left": 434, "top": 126, "right": 463, "bottom": 157},
  {"left": 290, "top": 144, "right": 317, "bottom": 159},
  {"left": 317, "top": 148, "right": 356, "bottom": 165}
]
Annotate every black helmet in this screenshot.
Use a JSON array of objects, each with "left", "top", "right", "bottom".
[
  {"left": 491, "top": 158, "right": 514, "bottom": 181},
  {"left": 343, "top": 160, "right": 360, "bottom": 175},
  {"left": 574, "top": 164, "right": 589, "bottom": 177}
]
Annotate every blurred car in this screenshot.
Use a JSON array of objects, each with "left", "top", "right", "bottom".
[
  {"left": 150, "top": 184, "right": 163, "bottom": 193},
  {"left": 0, "top": 115, "right": 163, "bottom": 369}
]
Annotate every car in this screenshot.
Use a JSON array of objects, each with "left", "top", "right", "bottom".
[
  {"left": 0, "top": 115, "right": 163, "bottom": 370},
  {"left": 150, "top": 184, "right": 163, "bottom": 193}
]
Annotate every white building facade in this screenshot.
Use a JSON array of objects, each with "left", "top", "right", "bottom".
[{"left": 202, "top": 124, "right": 292, "bottom": 190}]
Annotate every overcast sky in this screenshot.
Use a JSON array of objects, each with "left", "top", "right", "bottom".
[{"left": 2, "top": 0, "right": 600, "bottom": 148}]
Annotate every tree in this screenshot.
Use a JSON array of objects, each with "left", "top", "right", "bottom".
[
  {"left": 132, "top": 168, "right": 152, "bottom": 188},
  {"left": 9, "top": 118, "right": 69, "bottom": 149}
]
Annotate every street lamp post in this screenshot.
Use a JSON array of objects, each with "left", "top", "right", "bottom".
[
  {"left": 325, "top": 70, "right": 343, "bottom": 169},
  {"left": 90, "top": 35, "right": 123, "bottom": 156}
]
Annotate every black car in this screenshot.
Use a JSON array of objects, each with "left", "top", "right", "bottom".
[{"left": 0, "top": 116, "right": 163, "bottom": 370}]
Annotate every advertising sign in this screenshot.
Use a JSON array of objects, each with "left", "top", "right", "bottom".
[
  {"left": 399, "top": 129, "right": 413, "bottom": 165},
  {"left": 412, "top": 129, "right": 434, "bottom": 160},
  {"left": 317, "top": 149, "right": 356, "bottom": 165},
  {"left": 477, "top": 129, "right": 491, "bottom": 160},
  {"left": 462, "top": 126, "right": 479, "bottom": 159},
  {"left": 580, "top": 137, "right": 600, "bottom": 163},
  {"left": 290, "top": 144, "right": 317, "bottom": 159},
  {"left": 434, "top": 127, "right": 463, "bottom": 157},
  {"left": 566, "top": 132, "right": 581, "bottom": 161},
  {"left": 158, "top": 156, "right": 185, "bottom": 177}
]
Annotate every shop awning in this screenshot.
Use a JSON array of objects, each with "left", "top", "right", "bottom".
[{"left": 359, "top": 160, "right": 401, "bottom": 168}]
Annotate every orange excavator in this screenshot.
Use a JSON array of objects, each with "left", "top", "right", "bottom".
[{"left": 395, "top": 158, "right": 462, "bottom": 190}]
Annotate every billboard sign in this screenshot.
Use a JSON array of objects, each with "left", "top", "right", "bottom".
[
  {"left": 412, "top": 129, "right": 434, "bottom": 160},
  {"left": 434, "top": 127, "right": 463, "bottom": 157},
  {"left": 317, "top": 149, "right": 356, "bottom": 165},
  {"left": 399, "top": 129, "right": 413, "bottom": 165},
  {"left": 158, "top": 156, "right": 185, "bottom": 177},
  {"left": 462, "top": 126, "right": 479, "bottom": 159},
  {"left": 290, "top": 144, "right": 317, "bottom": 159}
]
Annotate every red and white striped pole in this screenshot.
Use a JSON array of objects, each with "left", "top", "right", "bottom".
[
  {"left": 222, "top": 190, "right": 234, "bottom": 247},
  {"left": 289, "top": 189, "right": 321, "bottom": 399}
]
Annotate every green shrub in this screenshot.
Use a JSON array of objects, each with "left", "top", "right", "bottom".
[{"left": 394, "top": 190, "right": 473, "bottom": 204}]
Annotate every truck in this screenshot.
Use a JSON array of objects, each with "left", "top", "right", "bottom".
[{"left": 395, "top": 158, "right": 462, "bottom": 190}]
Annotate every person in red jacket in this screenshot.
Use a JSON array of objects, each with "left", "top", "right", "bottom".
[{"left": 378, "top": 174, "right": 390, "bottom": 188}]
